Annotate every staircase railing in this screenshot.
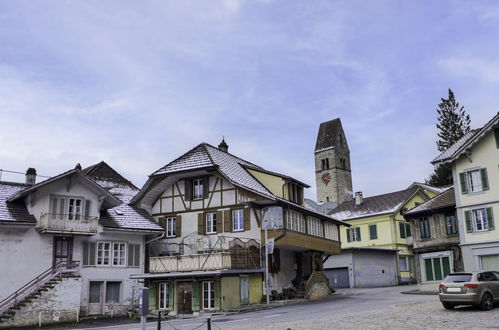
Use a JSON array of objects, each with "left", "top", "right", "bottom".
[{"left": 0, "top": 261, "right": 79, "bottom": 317}]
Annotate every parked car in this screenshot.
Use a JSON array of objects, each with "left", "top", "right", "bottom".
[{"left": 439, "top": 271, "right": 499, "bottom": 310}]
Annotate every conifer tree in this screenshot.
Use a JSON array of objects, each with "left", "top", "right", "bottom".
[{"left": 426, "top": 89, "right": 471, "bottom": 186}]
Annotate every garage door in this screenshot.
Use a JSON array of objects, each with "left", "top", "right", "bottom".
[
  {"left": 481, "top": 254, "right": 499, "bottom": 271},
  {"left": 325, "top": 267, "right": 350, "bottom": 288}
]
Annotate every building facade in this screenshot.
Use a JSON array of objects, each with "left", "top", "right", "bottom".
[{"left": 433, "top": 113, "right": 499, "bottom": 272}]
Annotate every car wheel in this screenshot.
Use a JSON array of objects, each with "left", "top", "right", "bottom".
[
  {"left": 442, "top": 302, "right": 455, "bottom": 310},
  {"left": 479, "top": 292, "right": 493, "bottom": 310}
]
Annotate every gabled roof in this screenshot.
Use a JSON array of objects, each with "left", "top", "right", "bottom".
[
  {"left": 0, "top": 181, "right": 36, "bottom": 224},
  {"left": 432, "top": 112, "right": 499, "bottom": 165},
  {"left": 83, "top": 161, "right": 138, "bottom": 190},
  {"left": 315, "top": 118, "right": 349, "bottom": 152},
  {"left": 328, "top": 186, "right": 425, "bottom": 221},
  {"left": 404, "top": 187, "right": 455, "bottom": 218},
  {"left": 409, "top": 182, "right": 451, "bottom": 194}
]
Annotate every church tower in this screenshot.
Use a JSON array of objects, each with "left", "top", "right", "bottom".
[{"left": 314, "top": 118, "right": 353, "bottom": 205}]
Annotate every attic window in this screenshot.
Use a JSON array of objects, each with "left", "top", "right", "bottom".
[{"left": 288, "top": 183, "right": 303, "bottom": 205}]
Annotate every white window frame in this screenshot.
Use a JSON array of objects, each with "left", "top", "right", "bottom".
[
  {"left": 202, "top": 281, "right": 215, "bottom": 310},
  {"left": 166, "top": 217, "right": 176, "bottom": 237},
  {"left": 206, "top": 212, "right": 217, "bottom": 234},
  {"left": 466, "top": 169, "right": 483, "bottom": 193},
  {"left": 473, "top": 208, "right": 488, "bottom": 231},
  {"left": 232, "top": 209, "right": 244, "bottom": 232},
  {"left": 399, "top": 256, "right": 408, "bottom": 271},
  {"left": 351, "top": 227, "right": 361, "bottom": 242},
  {"left": 159, "top": 282, "right": 169, "bottom": 310},
  {"left": 97, "top": 242, "right": 111, "bottom": 266},
  {"left": 286, "top": 210, "right": 305, "bottom": 233},
  {"left": 113, "top": 242, "right": 126, "bottom": 266},
  {"left": 50, "top": 195, "right": 88, "bottom": 220},
  {"left": 422, "top": 251, "right": 452, "bottom": 282},
  {"left": 97, "top": 241, "right": 127, "bottom": 267},
  {"left": 68, "top": 197, "right": 83, "bottom": 220},
  {"left": 324, "top": 223, "right": 338, "bottom": 241},
  {"left": 307, "top": 217, "right": 323, "bottom": 237},
  {"left": 193, "top": 179, "right": 204, "bottom": 200}
]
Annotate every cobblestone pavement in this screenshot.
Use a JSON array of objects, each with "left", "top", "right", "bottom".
[{"left": 223, "top": 302, "right": 499, "bottom": 330}]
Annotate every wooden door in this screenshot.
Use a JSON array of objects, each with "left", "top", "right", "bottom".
[
  {"left": 53, "top": 236, "right": 73, "bottom": 267},
  {"left": 88, "top": 281, "right": 103, "bottom": 315},
  {"left": 176, "top": 282, "right": 193, "bottom": 314},
  {"left": 240, "top": 275, "right": 249, "bottom": 305}
]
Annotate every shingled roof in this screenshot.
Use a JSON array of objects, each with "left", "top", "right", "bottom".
[
  {"left": 328, "top": 186, "right": 423, "bottom": 221},
  {"left": 0, "top": 182, "right": 36, "bottom": 224},
  {"left": 315, "top": 118, "right": 348, "bottom": 152},
  {"left": 404, "top": 187, "right": 455, "bottom": 217}
]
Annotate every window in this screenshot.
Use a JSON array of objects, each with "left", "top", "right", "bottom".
[
  {"left": 346, "top": 227, "right": 361, "bottom": 242},
  {"left": 232, "top": 209, "right": 244, "bottom": 232},
  {"left": 369, "top": 224, "right": 377, "bottom": 240},
  {"left": 307, "top": 217, "right": 323, "bottom": 237},
  {"left": 424, "top": 256, "right": 451, "bottom": 282},
  {"left": 400, "top": 222, "right": 411, "bottom": 238},
  {"left": 97, "top": 242, "right": 111, "bottom": 265},
  {"left": 105, "top": 282, "right": 121, "bottom": 303},
  {"left": 158, "top": 282, "right": 169, "bottom": 310},
  {"left": 206, "top": 212, "right": 217, "bottom": 234},
  {"left": 113, "top": 243, "right": 126, "bottom": 266},
  {"left": 445, "top": 211, "right": 457, "bottom": 235},
  {"left": 321, "top": 158, "right": 329, "bottom": 170},
  {"left": 465, "top": 208, "right": 495, "bottom": 232},
  {"left": 286, "top": 210, "right": 305, "bottom": 232},
  {"left": 288, "top": 183, "right": 304, "bottom": 204},
  {"left": 127, "top": 244, "right": 140, "bottom": 267},
  {"left": 166, "top": 217, "right": 176, "bottom": 237},
  {"left": 399, "top": 256, "right": 408, "bottom": 271},
  {"left": 203, "top": 281, "right": 215, "bottom": 310},
  {"left": 193, "top": 179, "right": 204, "bottom": 199},
  {"left": 480, "top": 254, "right": 499, "bottom": 270},
  {"left": 419, "top": 217, "right": 431, "bottom": 239},
  {"left": 68, "top": 198, "right": 83, "bottom": 220},
  {"left": 459, "top": 168, "right": 489, "bottom": 194},
  {"left": 50, "top": 195, "right": 90, "bottom": 220},
  {"left": 324, "top": 223, "right": 338, "bottom": 241}
]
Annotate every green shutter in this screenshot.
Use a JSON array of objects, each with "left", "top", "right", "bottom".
[
  {"left": 487, "top": 207, "right": 494, "bottom": 230},
  {"left": 406, "top": 223, "right": 412, "bottom": 237},
  {"left": 399, "top": 222, "right": 406, "bottom": 238},
  {"left": 425, "top": 258, "right": 434, "bottom": 281},
  {"left": 465, "top": 211, "right": 473, "bottom": 233},
  {"left": 459, "top": 172, "right": 468, "bottom": 194},
  {"left": 442, "top": 257, "right": 451, "bottom": 278},
  {"left": 192, "top": 281, "right": 200, "bottom": 312},
  {"left": 434, "top": 258, "right": 443, "bottom": 281},
  {"left": 495, "top": 128, "right": 499, "bottom": 148},
  {"left": 346, "top": 228, "right": 351, "bottom": 242},
  {"left": 168, "top": 283, "right": 174, "bottom": 310},
  {"left": 214, "top": 280, "right": 221, "bottom": 311},
  {"left": 480, "top": 168, "right": 489, "bottom": 191},
  {"left": 356, "top": 227, "right": 361, "bottom": 241}
]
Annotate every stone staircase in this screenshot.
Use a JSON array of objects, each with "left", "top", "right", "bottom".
[{"left": 294, "top": 281, "right": 305, "bottom": 299}]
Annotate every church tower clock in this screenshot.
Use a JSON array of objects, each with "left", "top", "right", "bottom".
[{"left": 314, "top": 118, "right": 353, "bottom": 205}]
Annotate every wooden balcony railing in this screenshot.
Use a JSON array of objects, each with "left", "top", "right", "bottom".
[{"left": 39, "top": 213, "right": 99, "bottom": 235}]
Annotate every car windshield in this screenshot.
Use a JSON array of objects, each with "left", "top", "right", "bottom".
[{"left": 443, "top": 274, "right": 472, "bottom": 283}]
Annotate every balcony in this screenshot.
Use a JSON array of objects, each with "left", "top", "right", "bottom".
[
  {"left": 149, "top": 251, "right": 261, "bottom": 273},
  {"left": 39, "top": 213, "right": 99, "bottom": 235},
  {"left": 265, "top": 229, "right": 341, "bottom": 254}
]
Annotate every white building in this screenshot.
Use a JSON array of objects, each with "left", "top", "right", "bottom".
[{"left": 0, "top": 162, "right": 162, "bottom": 328}]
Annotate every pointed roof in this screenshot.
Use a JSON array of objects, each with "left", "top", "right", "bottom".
[
  {"left": 315, "top": 118, "right": 348, "bottom": 152},
  {"left": 404, "top": 187, "right": 455, "bottom": 217},
  {"left": 329, "top": 186, "right": 427, "bottom": 221},
  {"left": 0, "top": 181, "right": 36, "bottom": 224},
  {"left": 83, "top": 161, "right": 138, "bottom": 190}
]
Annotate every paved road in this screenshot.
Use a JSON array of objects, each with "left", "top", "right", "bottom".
[{"left": 44, "top": 285, "right": 438, "bottom": 330}]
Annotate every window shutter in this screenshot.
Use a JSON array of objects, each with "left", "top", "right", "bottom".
[
  {"left": 83, "top": 242, "right": 89, "bottom": 266},
  {"left": 84, "top": 200, "right": 91, "bottom": 218},
  {"left": 203, "top": 177, "right": 210, "bottom": 199},
  {"left": 198, "top": 213, "right": 205, "bottom": 235},
  {"left": 168, "top": 283, "right": 174, "bottom": 310},
  {"left": 176, "top": 215, "right": 182, "bottom": 237},
  {"left": 399, "top": 222, "right": 406, "bottom": 238},
  {"left": 244, "top": 208, "right": 250, "bottom": 231},
  {"left": 184, "top": 179, "right": 192, "bottom": 201},
  {"left": 465, "top": 211, "right": 473, "bottom": 233},
  {"left": 495, "top": 128, "right": 499, "bottom": 148},
  {"left": 355, "top": 227, "right": 361, "bottom": 241},
  {"left": 59, "top": 198, "right": 65, "bottom": 215},
  {"left": 486, "top": 207, "right": 494, "bottom": 230},
  {"left": 480, "top": 168, "right": 489, "bottom": 190},
  {"left": 459, "top": 173, "right": 468, "bottom": 194},
  {"left": 406, "top": 223, "right": 412, "bottom": 237},
  {"left": 88, "top": 242, "right": 96, "bottom": 266},
  {"left": 419, "top": 219, "right": 425, "bottom": 238},
  {"left": 134, "top": 245, "right": 140, "bottom": 267},
  {"left": 346, "top": 229, "right": 351, "bottom": 242},
  {"left": 127, "top": 244, "right": 134, "bottom": 267},
  {"left": 224, "top": 210, "right": 231, "bottom": 232},
  {"left": 216, "top": 211, "right": 222, "bottom": 233},
  {"left": 158, "top": 217, "right": 167, "bottom": 231}
]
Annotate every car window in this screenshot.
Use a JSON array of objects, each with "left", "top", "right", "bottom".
[
  {"left": 444, "top": 274, "right": 472, "bottom": 283},
  {"left": 494, "top": 272, "right": 499, "bottom": 280},
  {"left": 478, "top": 272, "right": 496, "bottom": 281}
]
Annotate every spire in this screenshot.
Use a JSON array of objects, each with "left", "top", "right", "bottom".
[{"left": 218, "top": 137, "right": 229, "bottom": 153}]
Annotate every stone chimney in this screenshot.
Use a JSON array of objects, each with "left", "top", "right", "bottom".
[
  {"left": 355, "top": 191, "right": 363, "bottom": 206},
  {"left": 25, "top": 168, "right": 37, "bottom": 185},
  {"left": 218, "top": 138, "right": 229, "bottom": 153}
]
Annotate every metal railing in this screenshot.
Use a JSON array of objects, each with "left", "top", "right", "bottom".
[
  {"left": 0, "top": 261, "right": 80, "bottom": 317},
  {"left": 39, "top": 213, "right": 99, "bottom": 234}
]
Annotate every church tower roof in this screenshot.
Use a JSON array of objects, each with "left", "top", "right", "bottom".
[{"left": 315, "top": 118, "right": 348, "bottom": 151}]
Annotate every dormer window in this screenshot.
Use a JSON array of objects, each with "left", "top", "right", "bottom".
[
  {"left": 50, "top": 195, "right": 91, "bottom": 220},
  {"left": 184, "top": 177, "right": 209, "bottom": 201},
  {"left": 288, "top": 183, "right": 303, "bottom": 205}
]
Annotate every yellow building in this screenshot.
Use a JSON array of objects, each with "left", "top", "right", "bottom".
[{"left": 328, "top": 185, "right": 431, "bottom": 282}]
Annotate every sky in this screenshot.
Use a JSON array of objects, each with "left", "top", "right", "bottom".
[{"left": 1, "top": 0, "right": 499, "bottom": 199}]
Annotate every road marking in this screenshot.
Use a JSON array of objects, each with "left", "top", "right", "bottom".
[{"left": 263, "top": 313, "right": 285, "bottom": 318}]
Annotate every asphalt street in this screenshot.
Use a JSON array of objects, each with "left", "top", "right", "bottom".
[{"left": 36, "top": 285, "right": 438, "bottom": 330}]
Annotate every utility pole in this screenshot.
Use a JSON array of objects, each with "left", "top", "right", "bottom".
[{"left": 264, "top": 228, "right": 270, "bottom": 304}]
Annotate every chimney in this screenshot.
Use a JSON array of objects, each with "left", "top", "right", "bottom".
[
  {"left": 218, "top": 138, "right": 229, "bottom": 153},
  {"left": 355, "top": 191, "right": 363, "bottom": 206},
  {"left": 25, "top": 168, "right": 37, "bottom": 185}
]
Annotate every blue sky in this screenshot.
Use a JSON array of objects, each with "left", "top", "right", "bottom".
[{"left": 1, "top": 0, "right": 499, "bottom": 199}]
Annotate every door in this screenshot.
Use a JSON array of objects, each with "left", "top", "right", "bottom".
[
  {"left": 88, "top": 281, "right": 103, "bottom": 315},
  {"left": 53, "top": 236, "right": 73, "bottom": 266},
  {"left": 176, "top": 282, "right": 193, "bottom": 315},
  {"left": 240, "top": 275, "right": 249, "bottom": 305},
  {"left": 325, "top": 267, "right": 350, "bottom": 288}
]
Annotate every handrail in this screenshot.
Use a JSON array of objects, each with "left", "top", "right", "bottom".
[{"left": 0, "top": 261, "right": 79, "bottom": 316}]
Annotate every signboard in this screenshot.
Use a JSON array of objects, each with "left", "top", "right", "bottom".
[
  {"left": 262, "top": 207, "right": 283, "bottom": 230},
  {"left": 53, "top": 311, "right": 60, "bottom": 321},
  {"left": 139, "top": 287, "right": 149, "bottom": 317},
  {"left": 266, "top": 237, "right": 274, "bottom": 255}
]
